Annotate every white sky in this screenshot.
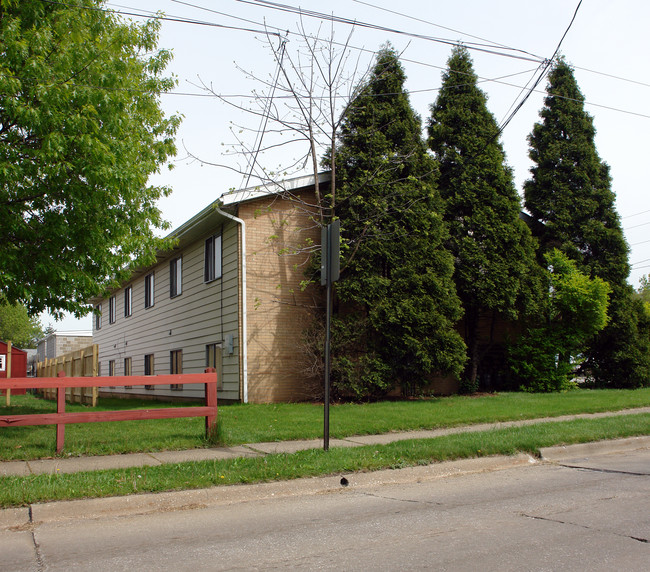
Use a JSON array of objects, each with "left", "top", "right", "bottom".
[{"left": 46, "top": 0, "right": 650, "bottom": 330}]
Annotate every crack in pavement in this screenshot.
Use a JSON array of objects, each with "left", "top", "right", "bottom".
[
  {"left": 28, "top": 507, "right": 46, "bottom": 572},
  {"left": 357, "top": 491, "right": 444, "bottom": 506},
  {"left": 522, "top": 513, "right": 649, "bottom": 544},
  {"left": 559, "top": 464, "right": 649, "bottom": 477}
]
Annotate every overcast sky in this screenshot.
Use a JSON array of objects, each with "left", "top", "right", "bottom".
[{"left": 46, "top": 0, "right": 650, "bottom": 330}]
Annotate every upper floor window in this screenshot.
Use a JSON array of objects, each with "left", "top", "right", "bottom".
[
  {"left": 144, "top": 272, "right": 155, "bottom": 309},
  {"left": 108, "top": 296, "right": 116, "bottom": 324},
  {"left": 95, "top": 304, "right": 102, "bottom": 330},
  {"left": 204, "top": 233, "right": 222, "bottom": 282},
  {"left": 124, "top": 286, "right": 132, "bottom": 317},
  {"left": 170, "top": 256, "right": 182, "bottom": 298}
]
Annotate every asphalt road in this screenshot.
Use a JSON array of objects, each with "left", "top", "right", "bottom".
[{"left": 2, "top": 448, "right": 648, "bottom": 571}]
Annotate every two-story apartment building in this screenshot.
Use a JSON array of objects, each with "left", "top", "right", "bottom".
[{"left": 92, "top": 173, "right": 326, "bottom": 403}]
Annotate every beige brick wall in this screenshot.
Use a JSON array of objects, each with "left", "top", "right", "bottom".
[
  {"left": 240, "top": 191, "right": 322, "bottom": 403},
  {"left": 55, "top": 336, "right": 93, "bottom": 357}
]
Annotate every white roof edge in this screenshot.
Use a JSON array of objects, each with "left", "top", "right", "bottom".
[
  {"left": 40, "top": 330, "right": 93, "bottom": 340},
  {"left": 169, "top": 172, "right": 329, "bottom": 241},
  {"left": 91, "top": 172, "right": 330, "bottom": 302},
  {"left": 220, "top": 171, "right": 331, "bottom": 207}
]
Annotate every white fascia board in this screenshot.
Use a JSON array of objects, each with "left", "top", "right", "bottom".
[{"left": 220, "top": 172, "right": 330, "bottom": 207}]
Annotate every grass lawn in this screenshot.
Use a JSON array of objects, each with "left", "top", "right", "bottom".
[
  {"left": 1, "top": 388, "right": 649, "bottom": 460},
  {"left": 0, "top": 412, "right": 648, "bottom": 508}
]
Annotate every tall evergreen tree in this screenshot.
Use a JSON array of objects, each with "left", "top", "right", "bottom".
[
  {"left": 330, "top": 45, "right": 466, "bottom": 399},
  {"left": 427, "top": 45, "right": 540, "bottom": 390},
  {"left": 524, "top": 58, "right": 650, "bottom": 387}
]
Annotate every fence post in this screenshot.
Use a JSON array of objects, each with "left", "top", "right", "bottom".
[
  {"left": 5, "top": 341, "right": 11, "bottom": 406},
  {"left": 56, "top": 370, "right": 66, "bottom": 453},
  {"left": 204, "top": 367, "right": 217, "bottom": 437}
]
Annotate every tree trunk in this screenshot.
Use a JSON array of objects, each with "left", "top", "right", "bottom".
[{"left": 464, "top": 308, "right": 480, "bottom": 391}]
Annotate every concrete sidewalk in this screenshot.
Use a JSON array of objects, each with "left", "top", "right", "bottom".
[{"left": 2, "top": 407, "right": 649, "bottom": 477}]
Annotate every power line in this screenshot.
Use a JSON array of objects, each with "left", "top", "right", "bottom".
[
  {"left": 215, "top": 0, "right": 547, "bottom": 63},
  {"left": 623, "top": 208, "right": 650, "bottom": 219},
  {"left": 27, "top": 0, "right": 650, "bottom": 121},
  {"left": 40, "top": 0, "right": 282, "bottom": 37},
  {"left": 625, "top": 221, "right": 650, "bottom": 231},
  {"left": 573, "top": 65, "right": 650, "bottom": 90},
  {"left": 497, "top": 0, "right": 582, "bottom": 135},
  {"left": 351, "top": 0, "right": 541, "bottom": 58}
]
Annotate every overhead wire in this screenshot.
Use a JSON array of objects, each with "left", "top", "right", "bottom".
[
  {"left": 23, "top": 0, "right": 646, "bottom": 120},
  {"left": 496, "top": 0, "right": 583, "bottom": 135},
  {"left": 195, "top": 0, "right": 546, "bottom": 63}
]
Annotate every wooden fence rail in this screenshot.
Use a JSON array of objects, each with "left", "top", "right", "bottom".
[{"left": 0, "top": 370, "right": 217, "bottom": 453}]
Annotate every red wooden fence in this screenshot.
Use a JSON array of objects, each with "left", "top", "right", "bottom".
[{"left": 0, "top": 369, "right": 218, "bottom": 453}]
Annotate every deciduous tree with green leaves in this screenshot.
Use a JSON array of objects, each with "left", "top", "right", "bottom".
[
  {"left": 427, "top": 45, "right": 540, "bottom": 392},
  {"left": 508, "top": 249, "right": 610, "bottom": 392},
  {"left": 0, "top": 0, "right": 180, "bottom": 318},
  {"left": 330, "top": 45, "right": 466, "bottom": 399},
  {"left": 0, "top": 294, "right": 43, "bottom": 348},
  {"left": 524, "top": 58, "right": 649, "bottom": 388}
]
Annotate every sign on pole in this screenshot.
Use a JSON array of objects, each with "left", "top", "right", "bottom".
[{"left": 321, "top": 219, "right": 340, "bottom": 286}]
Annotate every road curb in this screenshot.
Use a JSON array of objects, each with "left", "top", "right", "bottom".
[
  {"left": 539, "top": 435, "right": 650, "bottom": 462},
  {"left": 9, "top": 454, "right": 535, "bottom": 528}
]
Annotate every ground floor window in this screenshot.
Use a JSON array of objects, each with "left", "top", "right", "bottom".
[
  {"left": 170, "top": 349, "right": 182, "bottom": 390},
  {"left": 206, "top": 343, "right": 223, "bottom": 390},
  {"left": 144, "top": 354, "right": 154, "bottom": 389},
  {"left": 124, "top": 357, "right": 132, "bottom": 389}
]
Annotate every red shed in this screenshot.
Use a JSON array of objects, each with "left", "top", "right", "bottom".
[{"left": 0, "top": 341, "right": 28, "bottom": 395}]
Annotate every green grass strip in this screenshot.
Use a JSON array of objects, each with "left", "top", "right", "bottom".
[
  {"left": 2, "top": 388, "right": 650, "bottom": 460},
  {"left": 1, "top": 413, "right": 647, "bottom": 508}
]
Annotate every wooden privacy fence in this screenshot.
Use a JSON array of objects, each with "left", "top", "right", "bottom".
[
  {"left": 0, "top": 369, "right": 217, "bottom": 453},
  {"left": 37, "top": 344, "right": 99, "bottom": 406}
]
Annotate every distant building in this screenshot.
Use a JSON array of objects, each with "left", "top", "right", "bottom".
[{"left": 36, "top": 331, "right": 93, "bottom": 363}]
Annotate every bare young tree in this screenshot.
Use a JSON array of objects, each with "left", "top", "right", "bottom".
[{"left": 193, "top": 19, "right": 370, "bottom": 229}]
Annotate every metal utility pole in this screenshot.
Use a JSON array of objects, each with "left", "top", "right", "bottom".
[{"left": 321, "top": 220, "right": 340, "bottom": 451}]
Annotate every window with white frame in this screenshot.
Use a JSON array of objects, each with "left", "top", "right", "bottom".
[
  {"left": 170, "top": 256, "right": 182, "bottom": 298},
  {"left": 204, "top": 233, "right": 222, "bottom": 282},
  {"left": 124, "top": 286, "right": 132, "bottom": 317},
  {"left": 95, "top": 304, "right": 102, "bottom": 330},
  {"left": 144, "top": 272, "right": 155, "bottom": 308},
  {"left": 109, "top": 295, "right": 116, "bottom": 324}
]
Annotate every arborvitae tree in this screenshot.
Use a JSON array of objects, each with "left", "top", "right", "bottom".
[
  {"left": 330, "top": 45, "right": 466, "bottom": 399},
  {"left": 524, "top": 58, "right": 650, "bottom": 387},
  {"left": 427, "top": 45, "right": 541, "bottom": 391}
]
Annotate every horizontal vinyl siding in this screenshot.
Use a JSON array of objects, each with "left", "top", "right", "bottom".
[{"left": 94, "top": 221, "right": 240, "bottom": 401}]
